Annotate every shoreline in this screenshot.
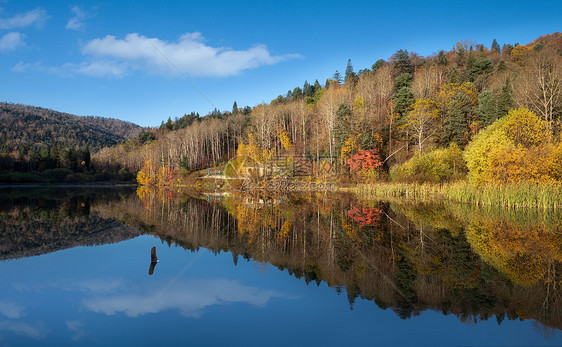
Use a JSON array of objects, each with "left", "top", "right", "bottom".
[
  {"left": 2, "top": 180, "right": 561, "bottom": 210},
  {"left": 0, "top": 183, "right": 138, "bottom": 189}
]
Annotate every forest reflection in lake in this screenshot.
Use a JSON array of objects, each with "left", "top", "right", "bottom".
[{"left": 0, "top": 187, "right": 561, "bottom": 345}]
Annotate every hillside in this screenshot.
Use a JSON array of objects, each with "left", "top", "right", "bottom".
[
  {"left": 95, "top": 32, "right": 562, "bottom": 188},
  {"left": 0, "top": 102, "right": 143, "bottom": 153}
]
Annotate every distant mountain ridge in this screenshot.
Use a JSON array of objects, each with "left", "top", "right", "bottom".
[{"left": 0, "top": 102, "right": 143, "bottom": 152}]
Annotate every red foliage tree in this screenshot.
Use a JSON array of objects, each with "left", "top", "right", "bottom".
[
  {"left": 347, "top": 149, "right": 383, "bottom": 172},
  {"left": 347, "top": 205, "right": 382, "bottom": 226}
]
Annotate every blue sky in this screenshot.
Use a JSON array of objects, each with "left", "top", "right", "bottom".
[{"left": 0, "top": 0, "right": 560, "bottom": 127}]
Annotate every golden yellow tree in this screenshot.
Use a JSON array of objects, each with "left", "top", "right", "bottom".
[
  {"left": 464, "top": 107, "right": 559, "bottom": 184},
  {"left": 136, "top": 158, "right": 157, "bottom": 185}
]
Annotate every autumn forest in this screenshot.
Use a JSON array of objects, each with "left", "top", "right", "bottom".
[
  {"left": 3, "top": 0, "right": 562, "bottom": 343},
  {"left": 93, "top": 33, "right": 562, "bottom": 197},
  {"left": 1, "top": 33, "right": 561, "bottom": 202}
]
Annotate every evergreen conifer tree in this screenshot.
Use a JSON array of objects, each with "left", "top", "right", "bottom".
[
  {"left": 313, "top": 79, "right": 321, "bottom": 91},
  {"left": 496, "top": 78, "right": 514, "bottom": 118},
  {"left": 333, "top": 71, "right": 342, "bottom": 84},
  {"left": 394, "top": 87, "right": 415, "bottom": 117},
  {"left": 437, "top": 51, "right": 448, "bottom": 66},
  {"left": 395, "top": 73, "right": 413, "bottom": 91},
  {"left": 491, "top": 39, "right": 501, "bottom": 53},
  {"left": 391, "top": 49, "right": 412, "bottom": 74},
  {"left": 345, "top": 59, "right": 357, "bottom": 83},
  {"left": 372, "top": 59, "right": 385, "bottom": 72},
  {"left": 334, "top": 104, "right": 352, "bottom": 152},
  {"left": 303, "top": 80, "right": 314, "bottom": 97}
]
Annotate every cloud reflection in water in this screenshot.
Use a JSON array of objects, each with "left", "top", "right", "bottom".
[
  {"left": 83, "top": 278, "right": 293, "bottom": 318},
  {"left": 0, "top": 321, "right": 47, "bottom": 340}
]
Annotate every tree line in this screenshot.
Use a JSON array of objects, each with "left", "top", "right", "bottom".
[
  {"left": 0, "top": 103, "right": 144, "bottom": 183},
  {"left": 95, "top": 33, "right": 562, "bottom": 186}
]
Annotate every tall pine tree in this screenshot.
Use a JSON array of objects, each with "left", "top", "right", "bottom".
[
  {"left": 394, "top": 87, "right": 415, "bottom": 117},
  {"left": 475, "top": 78, "right": 513, "bottom": 127},
  {"left": 496, "top": 78, "right": 514, "bottom": 119},
  {"left": 334, "top": 104, "right": 352, "bottom": 154},
  {"left": 313, "top": 79, "right": 321, "bottom": 91},
  {"left": 395, "top": 73, "right": 412, "bottom": 91},
  {"left": 345, "top": 59, "right": 357, "bottom": 84},
  {"left": 372, "top": 59, "right": 385, "bottom": 72},
  {"left": 333, "top": 71, "right": 342, "bottom": 84},
  {"left": 491, "top": 39, "right": 501, "bottom": 53},
  {"left": 303, "top": 80, "right": 315, "bottom": 97},
  {"left": 391, "top": 49, "right": 412, "bottom": 74},
  {"left": 444, "top": 94, "right": 473, "bottom": 147}
]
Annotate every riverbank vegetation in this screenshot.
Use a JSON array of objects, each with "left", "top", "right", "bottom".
[{"left": 348, "top": 181, "right": 562, "bottom": 209}]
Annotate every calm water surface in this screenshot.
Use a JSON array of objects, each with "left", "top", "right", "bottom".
[{"left": 0, "top": 187, "right": 561, "bottom": 346}]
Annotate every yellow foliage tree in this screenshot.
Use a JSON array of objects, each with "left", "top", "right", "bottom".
[
  {"left": 502, "top": 107, "right": 549, "bottom": 147},
  {"left": 340, "top": 136, "right": 359, "bottom": 160},
  {"left": 237, "top": 134, "right": 262, "bottom": 161},
  {"left": 277, "top": 129, "right": 292, "bottom": 153},
  {"left": 511, "top": 45, "right": 531, "bottom": 66},
  {"left": 352, "top": 95, "right": 367, "bottom": 124},
  {"left": 464, "top": 107, "right": 559, "bottom": 184},
  {"left": 437, "top": 82, "right": 479, "bottom": 107},
  {"left": 486, "top": 146, "right": 553, "bottom": 183},
  {"left": 136, "top": 158, "right": 157, "bottom": 185},
  {"left": 547, "top": 142, "right": 562, "bottom": 180}
]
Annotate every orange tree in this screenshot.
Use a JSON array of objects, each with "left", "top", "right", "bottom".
[{"left": 347, "top": 149, "right": 383, "bottom": 182}]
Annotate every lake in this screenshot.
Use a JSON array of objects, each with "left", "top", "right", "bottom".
[{"left": 1, "top": 187, "right": 561, "bottom": 346}]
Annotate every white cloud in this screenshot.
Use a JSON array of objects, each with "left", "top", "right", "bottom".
[
  {"left": 66, "top": 320, "right": 86, "bottom": 341},
  {"left": 81, "top": 32, "right": 301, "bottom": 77},
  {"left": 12, "top": 61, "right": 30, "bottom": 72},
  {"left": 83, "top": 278, "right": 292, "bottom": 318},
  {"left": 0, "top": 8, "right": 48, "bottom": 30},
  {"left": 0, "top": 321, "right": 46, "bottom": 340},
  {"left": 66, "top": 6, "right": 85, "bottom": 30},
  {"left": 0, "top": 301, "right": 25, "bottom": 319},
  {"left": 12, "top": 278, "right": 127, "bottom": 293},
  {"left": 11, "top": 59, "right": 126, "bottom": 78},
  {"left": 0, "top": 31, "right": 25, "bottom": 52},
  {"left": 62, "top": 60, "right": 127, "bottom": 78},
  {"left": 70, "top": 278, "right": 127, "bottom": 293}
]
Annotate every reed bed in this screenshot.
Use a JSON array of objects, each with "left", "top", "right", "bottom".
[
  {"left": 444, "top": 181, "right": 562, "bottom": 209},
  {"left": 344, "top": 183, "right": 442, "bottom": 200},
  {"left": 344, "top": 181, "right": 562, "bottom": 209},
  {"left": 443, "top": 199, "right": 562, "bottom": 230}
]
